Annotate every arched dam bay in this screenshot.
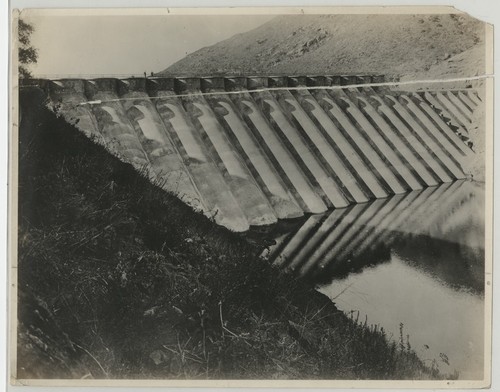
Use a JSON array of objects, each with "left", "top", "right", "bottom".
[{"left": 32, "top": 75, "right": 480, "bottom": 232}]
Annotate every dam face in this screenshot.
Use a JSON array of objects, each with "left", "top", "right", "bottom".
[{"left": 40, "top": 75, "right": 479, "bottom": 232}]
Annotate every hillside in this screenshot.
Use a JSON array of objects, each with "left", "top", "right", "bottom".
[
  {"left": 160, "top": 14, "right": 485, "bottom": 79},
  {"left": 401, "top": 43, "right": 486, "bottom": 83},
  {"left": 399, "top": 43, "right": 487, "bottom": 91}
]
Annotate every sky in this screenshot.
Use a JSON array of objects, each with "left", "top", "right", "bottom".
[{"left": 22, "top": 13, "right": 274, "bottom": 77}]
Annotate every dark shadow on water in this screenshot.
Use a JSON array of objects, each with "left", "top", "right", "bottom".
[
  {"left": 303, "top": 241, "right": 392, "bottom": 285},
  {"left": 265, "top": 180, "right": 485, "bottom": 296},
  {"left": 301, "top": 230, "right": 484, "bottom": 296},
  {"left": 392, "top": 233, "right": 485, "bottom": 295}
]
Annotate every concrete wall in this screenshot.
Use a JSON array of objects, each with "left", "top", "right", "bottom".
[{"left": 41, "top": 75, "right": 478, "bottom": 232}]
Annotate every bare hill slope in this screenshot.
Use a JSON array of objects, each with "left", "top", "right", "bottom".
[
  {"left": 160, "top": 14, "right": 484, "bottom": 78},
  {"left": 401, "top": 43, "right": 486, "bottom": 84}
]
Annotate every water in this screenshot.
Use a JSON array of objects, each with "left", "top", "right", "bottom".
[{"left": 268, "top": 180, "right": 485, "bottom": 379}]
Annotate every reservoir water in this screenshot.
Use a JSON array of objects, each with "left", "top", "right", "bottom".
[{"left": 268, "top": 180, "right": 485, "bottom": 379}]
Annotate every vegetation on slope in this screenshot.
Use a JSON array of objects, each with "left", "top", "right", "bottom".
[
  {"left": 17, "top": 87, "right": 444, "bottom": 380},
  {"left": 160, "top": 14, "right": 484, "bottom": 79}
]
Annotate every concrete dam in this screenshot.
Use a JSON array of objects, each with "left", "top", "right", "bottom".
[{"left": 37, "top": 75, "right": 479, "bottom": 232}]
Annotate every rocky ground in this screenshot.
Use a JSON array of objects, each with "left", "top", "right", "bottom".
[
  {"left": 400, "top": 44, "right": 486, "bottom": 88},
  {"left": 467, "top": 103, "right": 486, "bottom": 182}
]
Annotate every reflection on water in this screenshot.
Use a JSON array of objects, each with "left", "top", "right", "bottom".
[{"left": 268, "top": 180, "right": 485, "bottom": 379}]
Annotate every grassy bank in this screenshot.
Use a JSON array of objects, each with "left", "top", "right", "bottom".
[{"left": 16, "top": 87, "right": 444, "bottom": 380}]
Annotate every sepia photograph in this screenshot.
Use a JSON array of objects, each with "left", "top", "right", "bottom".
[{"left": 9, "top": 6, "right": 493, "bottom": 388}]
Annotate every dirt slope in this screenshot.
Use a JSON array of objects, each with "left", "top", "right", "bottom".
[
  {"left": 402, "top": 43, "right": 486, "bottom": 82},
  {"left": 160, "top": 14, "right": 484, "bottom": 79},
  {"left": 399, "top": 43, "right": 486, "bottom": 90}
]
